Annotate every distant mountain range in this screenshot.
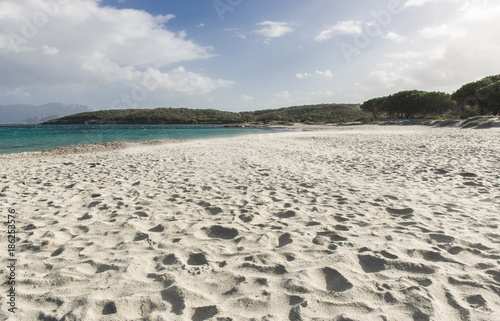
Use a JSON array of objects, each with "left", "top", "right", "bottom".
[{"left": 0, "top": 103, "right": 92, "bottom": 124}]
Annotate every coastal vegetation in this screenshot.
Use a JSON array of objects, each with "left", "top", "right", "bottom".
[
  {"left": 451, "top": 74, "right": 500, "bottom": 117},
  {"left": 361, "top": 74, "right": 500, "bottom": 119},
  {"left": 361, "top": 90, "right": 456, "bottom": 119},
  {"left": 44, "top": 104, "right": 367, "bottom": 125},
  {"left": 45, "top": 75, "right": 499, "bottom": 125}
]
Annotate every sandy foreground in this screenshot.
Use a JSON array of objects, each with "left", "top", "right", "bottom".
[{"left": 1, "top": 125, "right": 499, "bottom": 321}]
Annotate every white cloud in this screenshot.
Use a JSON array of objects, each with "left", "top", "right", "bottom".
[
  {"left": 358, "top": 1, "right": 500, "bottom": 96},
  {"left": 384, "top": 31, "right": 405, "bottom": 42},
  {"left": 296, "top": 72, "right": 312, "bottom": 79},
  {"left": 419, "top": 24, "right": 465, "bottom": 40},
  {"left": 42, "top": 45, "right": 59, "bottom": 55},
  {"left": 274, "top": 90, "right": 291, "bottom": 99},
  {"left": 404, "top": 0, "right": 437, "bottom": 7},
  {"left": 242, "top": 94, "right": 254, "bottom": 101},
  {"left": 386, "top": 51, "right": 425, "bottom": 59},
  {"left": 316, "top": 20, "right": 363, "bottom": 41},
  {"left": 255, "top": 21, "right": 294, "bottom": 39},
  {"left": 225, "top": 28, "right": 246, "bottom": 39},
  {"left": 145, "top": 67, "right": 234, "bottom": 95},
  {"left": 316, "top": 70, "right": 333, "bottom": 78},
  {"left": 296, "top": 70, "right": 332, "bottom": 79},
  {"left": 0, "top": 0, "right": 233, "bottom": 106}
]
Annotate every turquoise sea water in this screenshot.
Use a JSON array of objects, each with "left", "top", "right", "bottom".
[{"left": 0, "top": 124, "right": 274, "bottom": 154}]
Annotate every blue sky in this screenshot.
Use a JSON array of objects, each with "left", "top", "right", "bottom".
[{"left": 1, "top": 0, "right": 500, "bottom": 111}]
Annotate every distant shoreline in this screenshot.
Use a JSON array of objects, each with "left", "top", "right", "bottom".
[
  {"left": 1, "top": 117, "right": 499, "bottom": 159},
  {"left": 0, "top": 125, "right": 280, "bottom": 156}
]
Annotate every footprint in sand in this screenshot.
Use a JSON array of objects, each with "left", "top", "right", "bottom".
[
  {"left": 276, "top": 210, "right": 296, "bottom": 218},
  {"left": 359, "top": 249, "right": 437, "bottom": 274},
  {"left": 429, "top": 233, "right": 455, "bottom": 244},
  {"left": 188, "top": 253, "right": 209, "bottom": 266},
  {"left": 459, "top": 172, "right": 478, "bottom": 178},
  {"left": 386, "top": 207, "right": 415, "bottom": 216},
  {"left": 51, "top": 247, "right": 64, "bottom": 257},
  {"left": 135, "top": 211, "right": 149, "bottom": 218},
  {"left": 289, "top": 295, "right": 305, "bottom": 306},
  {"left": 206, "top": 206, "right": 223, "bottom": 215},
  {"left": 77, "top": 225, "right": 90, "bottom": 233},
  {"left": 77, "top": 213, "right": 93, "bottom": 221},
  {"left": 321, "top": 267, "right": 353, "bottom": 292},
  {"left": 134, "top": 232, "right": 150, "bottom": 241},
  {"left": 154, "top": 254, "right": 181, "bottom": 266},
  {"left": 102, "top": 301, "right": 117, "bottom": 315},
  {"left": 161, "top": 286, "right": 186, "bottom": 315},
  {"left": 278, "top": 233, "right": 293, "bottom": 247},
  {"left": 239, "top": 212, "right": 254, "bottom": 223},
  {"left": 203, "top": 225, "right": 239, "bottom": 240},
  {"left": 334, "top": 215, "right": 349, "bottom": 223},
  {"left": 149, "top": 224, "right": 165, "bottom": 232},
  {"left": 380, "top": 250, "right": 398, "bottom": 260},
  {"left": 192, "top": 305, "right": 219, "bottom": 321},
  {"left": 466, "top": 294, "right": 488, "bottom": 308},
  {"left": 358, "top": 253, "right": 387, "bottom": 273},
  {"left": 420, "top": 250, "right": 459, "bottom": 263}
]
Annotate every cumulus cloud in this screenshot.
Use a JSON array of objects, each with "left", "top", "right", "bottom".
[
  {"left": 42, "top": 45, "right": 59, "bottom": 55},
  {"left": 0, "top": 0, "right": 233, "bottom": 106},
  {"left": 296, "top": 70, "right": 332, "bottom": 79},
  {"left": 255, "top": 21, "right": 294, "bottom": 41},
  {"left": 296, "top": 72, "right": 312, "bottom": 79},
  {"left": 358, "top": 1, "right": 500, "bottom": 95},
  {"left": 384, "top": 31, "right": 405, "bottom": 42},
  {"left": 143, "top": 67, "right": 234, "bottom": 95},
  {"left": 316, "top": 20, "right": 363, "bottom": 41},
  {"left": 316, "top": 70, "right": 333, "bottom": 78}
]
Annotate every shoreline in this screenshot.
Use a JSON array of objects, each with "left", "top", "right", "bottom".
[
  {"left": 0, "top": 126, "right": 291, "bottom": 158},
  {"left": 1, "top": 116, "right": 499, "bottom": 158},
  {"left": 0, "top": 139, "right": 187, "bottom": 159}
]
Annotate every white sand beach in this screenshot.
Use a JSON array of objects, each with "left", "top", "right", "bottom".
[{"left": 1, "top": 125, "right": 499, "bottom": 321}]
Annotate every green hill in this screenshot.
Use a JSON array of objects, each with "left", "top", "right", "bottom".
[{"left": 44, "top": 104, "right": 367, "bottom": 125}]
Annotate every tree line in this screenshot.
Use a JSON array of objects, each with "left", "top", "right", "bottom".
[
  {"left": 361, "top": 74, "right": 500, "bottom": 119},
  {"left": 45, "top": 74, "right": 499, "bottom": 125},
  {"left": 45, "top": 104, "right": 368, "bottom": 125}
]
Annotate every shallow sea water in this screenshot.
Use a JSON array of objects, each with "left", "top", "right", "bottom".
[{"left": 0, "top": 124, "right": 272, "bottom": 154}]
